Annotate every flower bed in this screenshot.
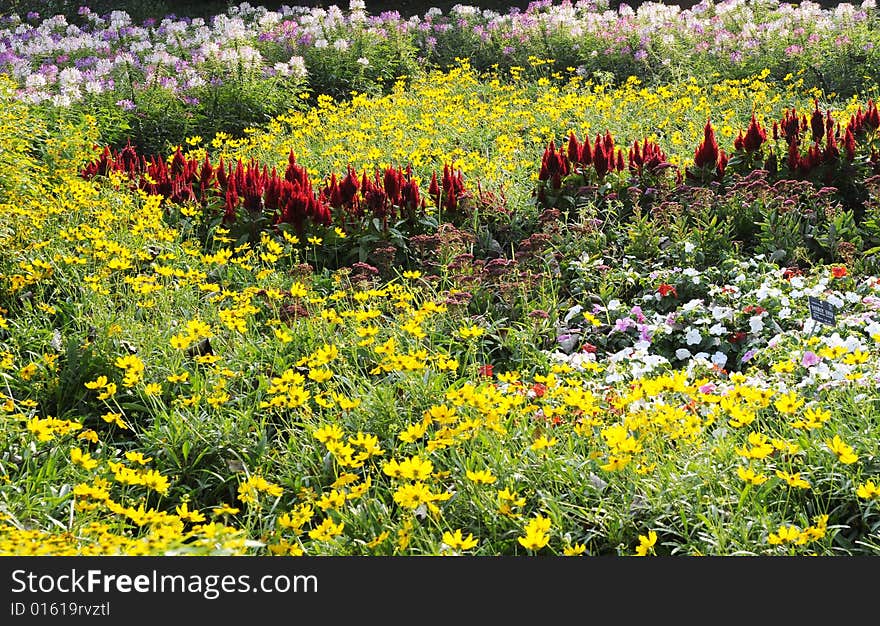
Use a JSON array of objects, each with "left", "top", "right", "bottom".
[{"left": 1, "top": 3, "right": 879, "bottom": 557}]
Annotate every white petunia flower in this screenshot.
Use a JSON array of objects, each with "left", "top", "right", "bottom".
[
  {"left": 749, "top": 316, "right": 764, "bottom": 333},
  {"left": 709, "top": 323, "right": 727, "bottom": 336},
  {"left": 711, "top": 351, "right": 728, "bottom": 368}
]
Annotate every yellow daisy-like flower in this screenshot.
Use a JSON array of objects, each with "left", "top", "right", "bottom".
[
  {"left": 768, "top": 524, "right": 802, "bottom": 545},
  {"left": 563, "top": 543, "right": 587, "bottom": 556},
  {"left": 212, "top": 504, "right": 240, "bottom": 517},
  {"left": 737, "top": 465, "right": 769, "bottom": 485},
  {"left": 124, "top": 451, "right": 152, "bottom": 465},
  {"left": 825, "top": 435, "right": 858, "bottom": 464},
  {"left": 70, "top": 447, "right": 98, "bottom": 470},
  {"left": 175, "top": 501, "right": 207, "bottom": 523},
  {"left": 530, "top": 434, "right": 558, "bottom": 451},
  {"left": 773, "top": 390, "right": 804, "bottom": 415},
  {"left": 774, "top": 470, "right": 811, "bottom": 490},
  {"left": 635, "top": 530, "right": 657, "bottom": 556},
  {"left": 856, "top": 480, "right": 880, "bottom": 500},
  {"left": 101, "top": 412, "right": 128, "bottom": 429},
  {"left": 517, "top": 514, "right": 551, "bottom": 551},
  {"left": 465, "top": 469, "right": 497, "bottom": 485},
  {"left": 441, "top": 529, "right": 479, "bottom": 552},
  {"left": 458, "top": 324, "right": 484, "bottom": 339},
  {"left": 308, "top": 517, "right": 344, "bottom": 542}
]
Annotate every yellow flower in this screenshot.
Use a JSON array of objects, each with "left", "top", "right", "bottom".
[
  {"left": 124, "top": 451, "right": 152, "bottom": 465},
  {"left": 856, "top": 480, "right": 880, "bottom": 500},
  {"left": 458, "top": 324, "right": 484, "bottom": 339},
  {"left": 84, "top": 375, "right": 109, "bottom": 389},
  {"left": 774, "top": 470, "right": 811, "bottom": 489},
  {"left": 425, "top": 406, "right": 456, "bottom": 428},
  {"left": 600, "top": 455, "right": 631, "bottom": 472},
  {"left": 170, "top": 334, "right": 192, "bottom": 349},
  {"left": 442, "top": 529, "right": 479, "bottom": 552},
  {"left": 384, "top": 455, "right": 433, "bottom": 480},
  {"left": 842, "top": 350, "right": 868, "bottom": 365},
  {"left": 277, "top": 503, "right": 314, "bottom": 531},
  {"left": 313, "top": 423, "right": 345, "bottom": 443},
  {"left": 392, "top": 482, "right": 451, "bottom": 513},
  {"left": 635, "top": 530, "right": 657, "bottom": 556},
  {"left": 316, "top": 489, "right": 347, "bottom": 511},
  {"left": 737, "top": 465, "right": 769, "bottom": 485},
  {"left": 308, "top": 368, "right": 333, "bottom": 383},
  {"left": 366, "top": 531, "right": 390, "bottom": 549},
  {"left": 497, "top": 370, "right": 520, "bottom": 383},
  {"left": 774, "top": 391, "right": 804, "bottom": 415},
  {"left": 212, "top": 504, "right": 241, "bottom": 517},
  {"left": 97, "top": 382, "right": 117, "bottom": 400},
  {"left": 289, "top": 281, "right": 309, "bottom": 298},
  {"left": 139, "top": 469, "right": 170, "bottom": 494},
  {"left": 825, "top": 435, "right": 858, "bottom": 464},
  {"left": 237, "top": 475, "right": 284, "bottom": 504},
  {"left": 114, "top": 354, "right": 144, "bottom": 372},
  {"left": 768, "top": 524, "right": 802, "bottom": 545},
  {"left": 274, "top": 328, "right": 293, "bottom": 343},
  {"left": 335, "top": 394, "right": 361, "bottom": 411},
  {"left": 530, "top": 435, "right": 558, "bottom": 451},
  {"left": 176, "top": 501, "right": 207, "bottom": 523},
  {"left": 398, "top": 419, "right": 429, "bottom": 444},
  {"left": 19, "top": 363, "right": 39, "bottom": 381},
  {"left": 115, "top": 354, "right": 145, "bottom": 387},
  {"left": 70, "top": 447, "right": 98, "bottom": 470},
  {"left": 465, "top": 469, "right": 497, "bottom": 485},
  {"left": 562, "top": 542, "right": 586, "bottom": 556},
  {"left": 517, "top": 514, "right": 551, "bottom": 551},
  {"left": 101, "top": 412, "right": 128, "bottom": 429},
  {"left": 308, "top": 517, "right": 344, "bottom": 541},
  {"left": 497, "top": 488, "right": 526, "bottom": 518},
  {"left": 800, "top": 515, "right": 828, "bottom": 543},
  {"left": 77, "top": 429, "right": 99, "bottom": 444}
]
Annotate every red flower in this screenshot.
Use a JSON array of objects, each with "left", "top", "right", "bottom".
[
  {"left": 658, "top": 283, "right": 678, "bottom": 298},
  {"left": 693, "top": 119, "right": 720, "bottom": 169},
  {"left": 581, "top": 342, "right": 597, "bottom": 353},
  {"left": 742, "top": 113, "right": 767, "bottom": 153},
  {"left": 810, "top": 99, "right": 825, "bottom": 143},
  {"left": 782, "top": 267, "right": 803, "bottom": 281},
  {"left": 831, "top": 265, "right": 847, "bottom": 279},
  {"left": 844, "top": 126, "right": 856, "bottom": 161},
  {"left": 478, "top": 364, "right": 494, "bottom": 377},
  {"left": 729, "top": 331, "right": 748, "bottom": 344},
  {"left": 531, "top": 383, "right": 547, "bottom": 398}
]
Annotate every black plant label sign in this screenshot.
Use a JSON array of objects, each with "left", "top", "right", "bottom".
[{"left": 808, "top": 296, "right": 837, "bottom": 326}]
